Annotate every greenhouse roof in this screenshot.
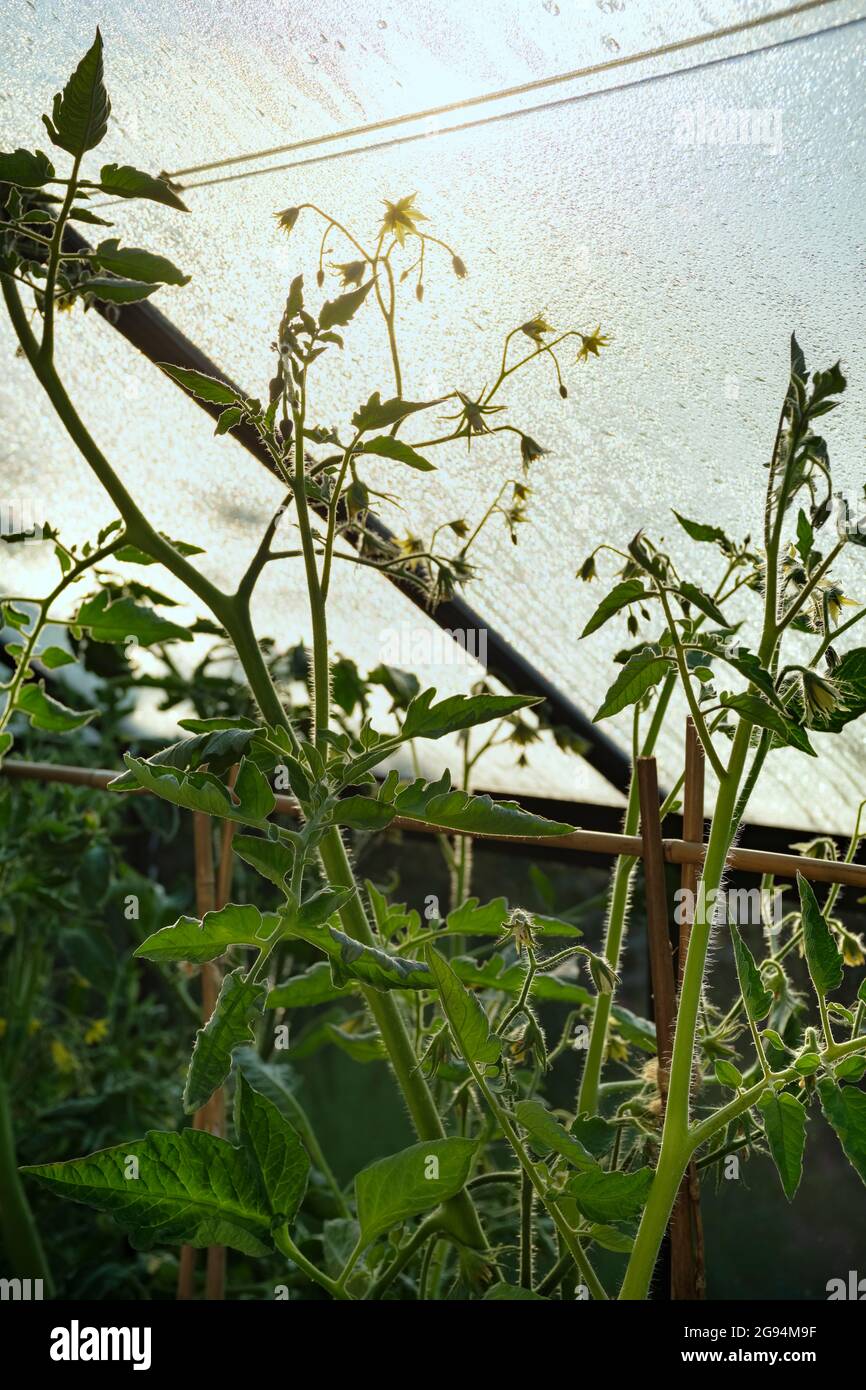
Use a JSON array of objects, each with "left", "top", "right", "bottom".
[{"left": 2, "top": 0, "right": 865, "bottom": 830}]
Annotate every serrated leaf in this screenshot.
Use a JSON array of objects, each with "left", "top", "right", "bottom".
[
  {"left": 91, "top": 240, "right": 189, "bottom": 286},
  {"left": 15, "top": 682, "right": 95, "bottom": 732},
  {"left": 234, "top": 1073, "right": 309, "bottom": 1226},
  {"left": 514, "top": 1100, "right": 597, "bottom": 1169},
  {"left": 721, "top": 692, "right": 816, "bottom": 757},
  {"left": 331, "top": 795, "right": 397, "bottom": 831},
  {"left": 565, "top": 1166, "right": 653, "bottom": 1223},
  {"left": 351, "top": 391, "right": 435, "bottom": 433},
  {"left": 135, "top": 903, "right": 280, "bottom": 964},
  {"left": 109, "top": 725, "right": 265, "bottom": 790},
  {"left": 797, "top": 873, "right": 844, "bottom": 998},
  {"left": 672, "top": 511, "right": 732, "bottom": 549},
  {"left": 444, "top": 896, "right": 582, "bottom": 939},
  {"left": 318, "top": 278, "right": 374, "bottom": 330},
  {"left": 267, "top": 961, "right": 354, "bottom": 1009},
  {"left": 74, "top": 590, "right": 193, "bottom": 646},
  {"left": 232, "top": 834, "right": 294, "bottom": 890},
  {"left": 184, "top": 969, "right": 267, "bottom": 1114},
  {"left": 570, "top": 1114, "right": 617, "bottom": 1157},
  {"left": 425, "top": 947, "right": 501, "bottom": 1067},
  {"left": 593, "top": 650, "right": 672, "bottom": 721},
  {"left": 730, "top": 923, "right": 773, "bottom": 1022},
  {"left": 401, "top": 689, "right": 539, "bottom": 741},
  {"left": 676, "top": 581, "right": 728, "bottom": 626},
  {"left": 292, "top": 924, "right": 431, "bottom": 993},
  {"left": 158, "top": 363, "right": 240, "bottom": 404},
  {"left": 22, "top": 1129, "right": 272, "bottom": 1255},
  {"left": 360, "top": 436, "right": 435, "bottom": 472},
  {"left": 42, "top": 30, "right": 110, "bottom": 156},
  {"left": 99, "top": 162, "right": 189, "bottom": 211},
  {"left": 581, "top": 580, "right": 648, "bottom": 638},
  {"left": 758, "top": 1091, "right": 806, "bottom": 1201},
  {"left": 392, "top": 771, "right": 572, "bottom": 838},
  {"left": 354, "top": 1137, "right": 477, "bottom": 1246},
  {"left": 0, "top": 148, "right": 55, "bottom": 187},
  {"left": 77, "top": 276, "right": 158, "bottom": 303},
  {"left": 818, "top": 1078, "right": 866, "bottom": 1186},
  {"left": 113, "top": 755, "right": 275, "bottom": 826}
]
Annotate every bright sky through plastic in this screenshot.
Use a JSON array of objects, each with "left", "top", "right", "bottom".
[{"left": 1, "top": 1, "right": 865, "bottom": 828}]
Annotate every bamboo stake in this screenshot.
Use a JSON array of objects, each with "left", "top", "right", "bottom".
[
  {"left": 670, "top": 720, "right": 706, "bottom": 1301},
  {"left": 4, "top": 759, "right": 865, "bottom": 889}
]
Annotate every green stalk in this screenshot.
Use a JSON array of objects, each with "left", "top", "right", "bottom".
[
  {"left": 577, "top": 673, "right": 675, "bottom": 1115},
  {"left": 0, "top": 1079, "right": 53, "bottom": 1293},
  {"left": 619, "top": 718, "right": 752, "bottom": 1299}
]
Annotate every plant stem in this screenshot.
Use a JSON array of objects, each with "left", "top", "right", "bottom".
[
  {"left": 0, "top": 1079, "right": 53, "bottom": 1293},
  {"left": 273, "top": 1224, "right": 350, "bottom": 1300}
]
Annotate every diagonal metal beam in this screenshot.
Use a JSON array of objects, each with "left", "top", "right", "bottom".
[{"left": 66, "top": 228, "right": 631, "bottom": 794}]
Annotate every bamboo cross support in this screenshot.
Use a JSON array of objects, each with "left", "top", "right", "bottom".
[{"left": 4, "top": 758, "right": 866, "bottom": 890}]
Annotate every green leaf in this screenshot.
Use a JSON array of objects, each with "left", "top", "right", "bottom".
[
  {"left": 514, "top": 1100, "right": 597, "bottom": 1169},
  {"left": 758, "top": 1091, "right": 807, "bottom": 1201},
  {"left": 42, "top": 30, "right": 110, "bottom": 156},
  {"left": 110, "top": 725, "right": 264, "bottom": 790},
  {"left": 581, "top": 580, "right": 648, "bottom": 638},
  {"left": 183, "top": 968, "right": 267, "bottom": 1114},
  {"left": 158, "top": 363, "right": 240, "bottom": 405},
  {"left": 77, "top": 276, "right": 158, "bottom": 304},
  {"left": 720, "top": 692, "right": 816, "bottom": 757},
  {"left": 714, "top": 1059, "right": 743, "bottom": 1089},
  {"left": 796, "top": 508, "right": 813, "bottom": 564},
  {"left": 232, "top": 834, "right": 294, "bottom": 890},
  {"left": 392, "top": 771, "right": 572, "bottom": 838},
  {"left": 425, "top": 947, "right": 502, "bottom": 1068},
  {"left": 318, "top": 279, "right": 374, "bottom": 330},
  {"left": 135, "top": 903, "right": 280, "bottom": 964},
  {"left": 291, "top": 924, "right": 431, "bottom": 993},
  {"left": 234, "top": 1073, "right": 309, "bottom": 1227},
  {"left": 730, "top": 923, "right": 773, "bottom": 1022},
  {"left": 676, "top": 581, "right": 727, "bottom": 626},
  {"left": 359, "top": 436, "right": 435, "bottom": 472},
  {"left": 0, "top": 148, "right": 55, "bottom": 187},
  {"left": 113, "top": 755, "right": 275, "bottom": 826},
  {"left": 835, "top": 1055, "right": 866, "bottom": 1083},
  {"left": 331, "top": 795, "right": 397, "bottom": 831},
  {"left": 593, "top": 650, "right": 672, "bottom": 721},
  {"left": 98, "top": 162, "right": 189, "bottom": 212},
  {"left": 22, "top": 1129, "right": 272, "bottom": 1255},
  {"left": 565, "top": 1166, "right": 654, "bottom": 1223},
  {"left": 588, "top": 1223, "right": 634, "bottom": 1253},
  {"left": 444, "top": 896, "right": 582, "bottom": 940},
  {"left": 74, "top": 590, "right": 193, "bottom": 646},
  {"left": 401, "top": 689, "right": 539, "bottom": 741},
  {"left": 352, "top": 391, "right": 435, "bottom": 434},
  {"left": 484, "top": 1282, "right": 547, "bottom": 1300},
  {"left": 818, "top": 1078, "right": 866, "bottom": 1186},
  {"left": 15, "top": 682, "right": 95, "bottom": 732},
  {"left": 354, "top": 1137, "right": 478, "bottom": 1247},
  {"left": 0, "top": 732, "right": 13, "bottom": 760},
  {"left": 570, "top": 1114, "right": 617, "bottom": 1157},
  {"left": 36, "top": 645, "right": 75, "bottom": 669},
  {"left": 215, "top": 406, "right": 245, "bottom": 435},
  {"left": 267, "top": 961, "right": 354, "bottom": 1009},
  {"left": 797, "top": 873, "right": 844, "bottom": 998},
  {"left": 91, "top": 239, "right": 189, "bottom": 286},
  {"left": 672, "top": 511, "right": 732, "bottom": 550}
]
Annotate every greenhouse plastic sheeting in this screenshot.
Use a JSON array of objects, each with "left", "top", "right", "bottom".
[{"left": 2, "top": 1, "right": 865, "bottom": 829}]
